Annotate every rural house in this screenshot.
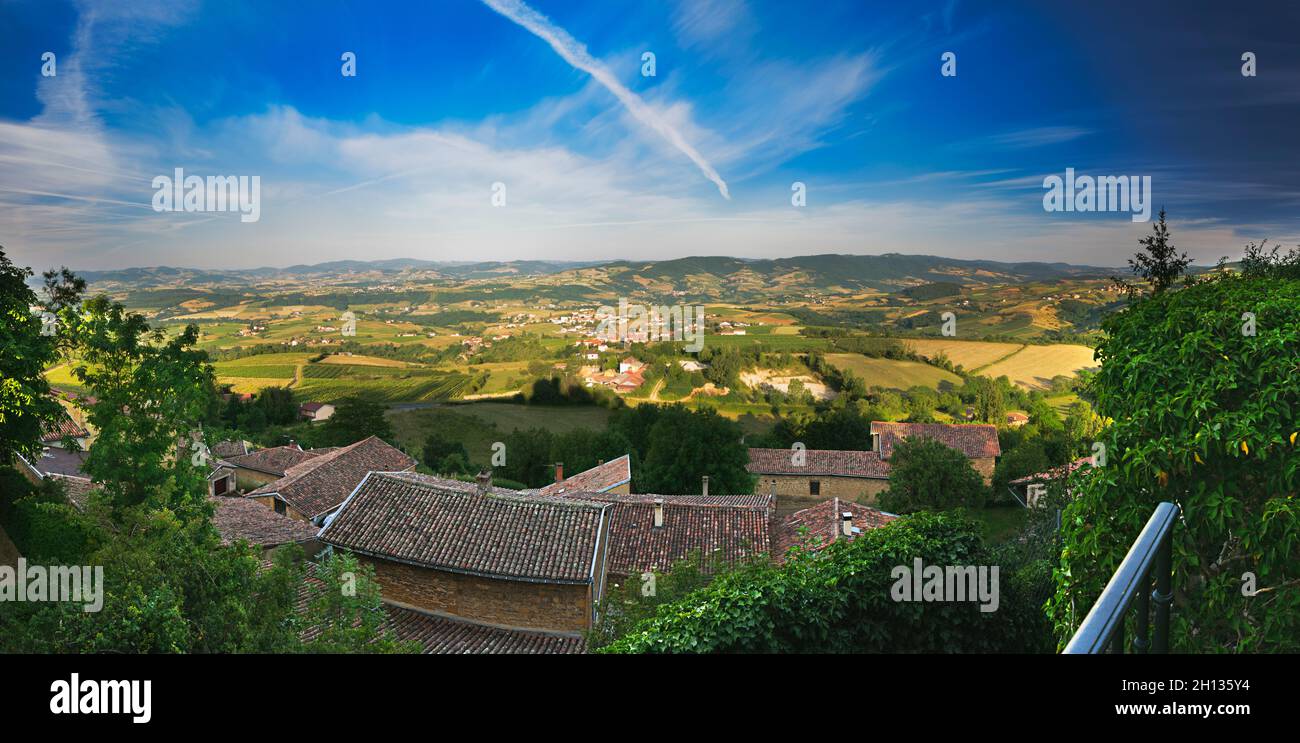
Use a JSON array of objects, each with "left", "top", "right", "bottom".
[
  {"left": 222, "top": 443, "right": 333, "bottom": 491},
  {"left": 245, "top": 436, "right": 416, "bottom": 524},
  {"left": 538, "top": 454, "right": 632, "bottom": 497},
  {"left": 746, "top": 448, "right": 892, "bottom": 516},
  {"left": 319, "top": 470, "right": 612, "bottom": 635},
  {"left": 772, "top": 498, "right": 898, "bottom": 561},
  {"left": 869, "top": 421, "right": 1001, "bottom": 484},
  {"left": 299, "top": 402, "right": 336, "bottom": 422}
]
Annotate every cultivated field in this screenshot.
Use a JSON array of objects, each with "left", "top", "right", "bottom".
[
  {"left": 905, "top": 338, "right": 1097, "bottom": 389},
  {"left": 904, "top": 339, "right": 1024, "bottom": 370},
  {"left": 825, "top": 353, "right": 963, "bottom": 390},
  {"left": 979, "top": 344, "right": 1098, "bottom": 389}
]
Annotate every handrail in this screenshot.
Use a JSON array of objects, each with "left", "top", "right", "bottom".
[{"left": 1063, "top": 501, "right": 1179, "bottom": 654}]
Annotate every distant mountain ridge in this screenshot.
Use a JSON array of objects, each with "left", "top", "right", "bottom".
[{"left": 74, "top": 253, "right": 1120, "bottom": 290}]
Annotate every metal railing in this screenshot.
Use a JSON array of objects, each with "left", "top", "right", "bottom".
[{"left": 1063, "top": 501, "right": 1179, "bottom": 654}]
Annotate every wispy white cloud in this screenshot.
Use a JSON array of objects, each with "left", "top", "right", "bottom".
[{"left": 479, "top": 0, "right": 731, "bottom": 199}]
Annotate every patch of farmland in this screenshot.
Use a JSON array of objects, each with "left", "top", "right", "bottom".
[
  {"left": 295, "top": 367, "right": 471, "bottom": 402},
  {"left": 212, "top": 363, "right": 298, "bottom": 379},
  {"left": 825, "top": 353, "right": 962, "bottom": 390},
  {"left": 225, "top": 378, "right": 294, "bottom": 395},
  {"left": 978, "top": 344, "right": 1098, "bottom": 390},
  {"left": 904, "top": 339, "right": 1024, "bottom": 371}
]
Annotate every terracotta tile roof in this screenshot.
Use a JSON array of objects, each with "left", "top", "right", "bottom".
[
  {"left": 870, "top": 421, "right": 1001, "bottom": 460},
  {"left": 538, "top": 455, "right": 632, "bottom": 496},
  {"left": 602, "top": 497, "right": 773, "bottom": 576},
  {"left": 382, "top": 605, "right": 586, "bottom": 654},
  {"left": 773, "top": 498, "right": 898, "bottom": 562},
  {"left": 746, "top": 447, "right": 890, "bottom": 479},
  {"left": 292, "top": 566, "right": 586, "bottom": 653},
  {"left": 319, "top": 472, "right": 610, "bottom": 584},
  {"left": 247, "top": 436, "right": 416, "bottom": 520},
  {"left": 40, "top": 411, "right": 89, "bottom": 443},
  {"left": 50, "top": 475, "right": 97, "bottom": 511},
  {"left": 1010, "top": 457, "right": 1093, "bottom": 486},
  {"left": 211, "top": 440, "right": 250, "bottom": 459},
  {"left": 225, "top": 445, "right": 324, "bottom": 476},
  {"left": 210, "top": 495, "right": 320, "bottom": 548}
]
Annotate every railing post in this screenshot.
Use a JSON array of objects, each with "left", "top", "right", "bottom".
[
  {"left": 1132, "top": 581, "right": 1150, "bottom": 653},
  {"left": 1151, "top": 527, "right": 1173, "bottom": 653}
]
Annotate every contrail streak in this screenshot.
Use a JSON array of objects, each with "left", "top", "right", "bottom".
[{"left": 480, "top": 0, "right": 730, "bottom": 199}]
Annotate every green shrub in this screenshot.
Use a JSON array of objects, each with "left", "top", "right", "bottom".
[{"left": 602, "top": 512, "right": 1053, "bottom": 653}]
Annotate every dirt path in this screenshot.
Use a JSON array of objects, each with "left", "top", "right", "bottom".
[
  {"left": 0, "top": 523, "right": 21, "bottom": 569},
  {"left": 648, "top": 378, "right": 665, "bottom": 402}
]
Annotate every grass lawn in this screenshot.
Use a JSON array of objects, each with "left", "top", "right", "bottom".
[
  {"left": 824, "top": 353, "right": 963, "bottom": 390},
  {"left": 964, "top": 505, "right": 1029, "bottom": 543},
  {"left": 387, "top": 402, "right": 612, "bottom": 468}
]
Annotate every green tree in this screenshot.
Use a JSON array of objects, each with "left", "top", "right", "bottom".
[
  {"left": 1123, "top": 208, "right": 1191, "bottom": 294},
  {"left": 878, "top": 437, "right": 988, "bottom": 513},
  {"left": 500, "top": 427, "right": 555, "bottom": 487},
  {"left": 638, "top": 405, "right": 752, "bottom": 494},
  {"left": 321, "top": 396, "right": 394, "bottom": 447},
  {"left": 1048, "top": 275, "right": 1300, "bottom": 652},
  {"left": 69, "top": 295, "right": 216, "bottom": 514},
  {"left": 0, "top": 247, "right": 62, "bottom": 463},
  {"left": 422, "top": 431, "right": 469, "bottom": 474},
  {"left": 254, "top": 386, "right": 299, "bottom": 426},
  {"left": 300, "top": 550, "right": 419, "bottom": 653}
]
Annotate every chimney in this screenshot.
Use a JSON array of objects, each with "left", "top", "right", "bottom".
[
  {"left": 841, "top": 511, "right": 853, "bottom": 537},
  {"left": 288, "top": 439, "right": 299, "bottom": 451},
  {"left": 554, "top": 462, "right": 564, "bottom": 483},
  {"left": 701, "top": 475, "right": 709, "bottom": 497},
  {"left": 769, "top": 480, "right": 776, "bottom": 498},
  {"left": 653, "top": 498, "right": 664, "bottom": 528},
  {"left": 475, "top": 469, "right": 492, "bottom": 496}
]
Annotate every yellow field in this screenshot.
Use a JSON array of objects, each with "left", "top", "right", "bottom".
[
  {"left": 979, "top": 344, "right": 1097, "bottom": 389},
  {"left": 318, "top": 354, "right": 409, "bottom": 367},
  {"left": 825, "top": 354, "right": 963, "bottom": 390},
  {"left": 904, "top": 339, "right": 1023, "bottom": 370}
]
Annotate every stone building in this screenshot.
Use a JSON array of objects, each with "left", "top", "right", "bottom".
[
  {"left": 869, "top": 421, "right": 1001, "bottom": 484},
  {"left": 319, "top": 470, "right": 612, "bottom": 635},
  {"left": 746, "top": 448, "right": 892, "bottom": 517}
]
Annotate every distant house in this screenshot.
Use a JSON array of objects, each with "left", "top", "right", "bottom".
[
  {"left": 538, "top": 455, "right": 632, "bottom": 497},
  {"left": 869, "top": 421, "right": 1001, "bottom": 484},
  {"left": 211, "top": 440, "right": 252, "bottom": 459},
  {"left": 772, "top": 498, "right": 897, "bottom": 562},
  {"left": 1009, "top": 457, "right": 1093, "bottom": 508},
  {"left": 746, "top": 448, "right": 892, "bottom": 516},
  {"left": 619, "top": 356, "right": 645, "bottom": 374},
  {"left": 223, "top": 443, "right": 330, "bottom": 491},
  {"left": 318, "top": 470, "right": 612, "bottom": 635},
  {"left": 39, "top": 408, "right": 91, "bottom": 451},
  {"left": 245, "top": 436, "right": 416, "bottom": 524},
  {"left": 299, "top": 402, "right": 335, "bottom": 422},
  {"left": 1006, "top": 411, "right": 1030, "bottom": 428}
]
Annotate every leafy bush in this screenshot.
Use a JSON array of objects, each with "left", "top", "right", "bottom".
[
  {"left": 1048, "top": 276, "right": 1300, "bottom": 652},
  {"left": 602, "top": 512, "right": 1053, "bottom": 653},
  {"left": 878, "top": 437, "right": 988, "bottom": 513}
]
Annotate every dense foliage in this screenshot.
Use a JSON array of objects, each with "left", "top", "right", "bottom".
[
  {"left": 0, "top": 247, "right": 61, "bottom": 463},
  {"left": 603, "top": 512, "right": 1054, "bottom": 653},
  {"left": 1048, "top": 275, "right": 1300, "bottom": 651}
]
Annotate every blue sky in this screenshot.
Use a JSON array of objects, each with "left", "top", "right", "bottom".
[{"left": 2, "top": 0, "right": 1298, "bottom": 270}]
